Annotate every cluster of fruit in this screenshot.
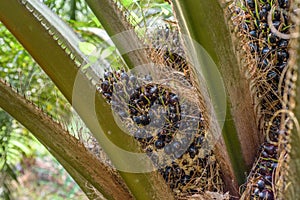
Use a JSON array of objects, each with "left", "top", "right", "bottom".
[
  {"left": 239, "top": 0, "right": 291, "bottom": 199},
  {"left": 247, "top": 142, "right": 278, "bottom": 200},
  {"left": 99, "top": 68, "right": 222, "bottom": 195},
  {"left": 149, "top": 26, "right": 190, "bottom": 80},
  {"left": 96, "top": 23, "right": 226, "bottom": 196}
]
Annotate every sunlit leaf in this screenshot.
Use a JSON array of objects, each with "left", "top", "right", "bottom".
[
  {"left": 121, "top": 0, "right": 133, "bottom": 8},
  {"left": 161, "top": 7, "right": 170, "bottom": 16},
  {"left": 91, "top": 16, "right": 101, "bottom": 27},
  {"left": 8, "top": 139, "right": 31, "bottom": 155},
  {"left": 101, "top": 46, "right": 115, "bottom": 59},
  {"left": 78, "top": 42, "right": 97, "bottom": 55}
]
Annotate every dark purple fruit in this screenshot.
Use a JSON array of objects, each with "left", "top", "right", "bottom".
[
  {"left": 146, "top": 147, "right": 153, "bottom": 155},
  {"left": 163, "top": 166, "right": 172, "bottom": 180},
  {"left": 268, "top": 33, "right": 277, "bottom": 44},
  {"left": 249, "top": 42, "right": 258, "bottom": 52},
  {"left": 182, "top": 159, "right": 188, "bottom": 166},
  {"left": 257, "top": 179, "right": 265, "bottom": 190},
  {"left": 267, "top": 70, "right": 279, "bottom": 81},
  {"left": 168, "top": 105, "right": 177, "bottom": 114},
  {"left": 265, "top": 175, "right": 272, "bottom": 184},
  {"left": 189, "top": 169, "right": 195, "bottom": 176},
  {"left": 181, "top": 137, "right": 189, "bottom": 147},
  {"left": 181, "top": 175, "right": 191, "bottom": 185},
  {"left": 254, "top": 188, "right": 260, "bottom": 196},
  {"left": 149, "top": 86, "right": 158, "bottom": 95},
  {"left": 277, "top": 50, "right": 288, "bottom": 62},
  {"left": 140, "top": 115, "right": 150, "bottom": 125},
  {"left": 173, "top": 166, "right": 183, "bottom": 175},
  {"left": 164, "top": 145, "right": 172, "bottom": 155},
  {"left": 169, "top": 113, "right": 179, "bottom": 122},
  {"left": 261, "top": 151, "right": 269, "bottom": 158},
  {"left": 133, "top": 116, "right": 141, "bottom": 124},
  {"left": 259, "top": 189, "right": 274, "bottom": 200},
  {"left": 169, "top": 94, "right": 179, "bottom": 105},
  {"left": 241, "top": 23, "right": 249, "bottom": 31},
  {"left": 174, "top": 122, "right": 180, "bottom": 129},
  {"left": 103, "top": 92, "right": 112, "bottom": 99},
  {"left": 129, "top": 107, "right": 138, "bottom": 115},
  {"left": 129, "top": 75, "right": 137, "bottom": 83},
  {"left": 103, "top": 71, "right": 112, "bottom": 80},
  {"left": 120, "top": 71, "right": 129, "bottom": 81},
  {"left": 271, "top": 162, "right": 278, "bottom": 169},
  {"left": 174, "top": 149, "right": 184, "bottom": 159},
  {"left": 262, "top": 3, "right": 271, "bottom": 11},
  {"left": 258, "top": 166, "right": 268, "bottom": 176},
  {"left": 134, "top": 129, "right": 145, "bottom": 139},
  {"left": 100, "top": 80, "right": 110, "bottom": 91},
  {"left": 278, "top": 40, "right": 288, "bottom": 48},
  {"left": 249, "top": 30, "right": 258, "bottom": 38},
  {"left": 165, "top": 135, "right": 173, "bottom": 143},
  {"left": 172, "top": 141, "right": 181, "bottom": 151},
  {"left": 278, "top": 0, "right": 289, "bottom": 8},
  {"left": 246, "top": 0, "right": 255, "bottom": 8},
  {"left": 276, "top": 61, "right": 287, "bottom": 72},
  {"left": 195, "top": 136, "right": 203, "bottom": 147},
  {"left": 262, "top": 46, "right": 271, "bottom": 55},
  {"left": 144, "top": 74, "right": 152, "bottom": 81},
  {"left": 188, "top": 146, "right": 198, "bottom": 159},
  {"left": 259, "top": 8, "right": 268, "bottom": 20},
  {"left": 155, "top": 139, "right": 165, "bottom": 149},
  {"left": 264, "top": 144, "right": 276, "bottom": 155},
  {"left": 272, "top": 21, "right": 281, "bottom": 29},
  {"left": 152, "top": 118, "right": 163, "bottom": 128}
]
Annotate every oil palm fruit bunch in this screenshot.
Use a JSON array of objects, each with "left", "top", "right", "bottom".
[
  {"left": 149, "top": 26, "right": 189, "bottom": 77},
  {"left": 98, "top": 26, "right": 224, "bottom": 198},
  {"left": 2, "top": 0, "right": 300, "bottom": 199},
  {"left": 233, "top": 0, "right": 294, "bottom": 199}
]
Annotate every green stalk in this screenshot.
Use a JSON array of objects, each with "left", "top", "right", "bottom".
[
  {"left": 85, "top": 0, "right": 151, "bottom": 69},
  {"left": 0, "top": 80, "right": 131, "bottom": 200},
  {"left": 172, "top": 0, "right": 262, "bottom": 192},
  {"left": 284, "top": 3, "right": 300, "bottom": 198},
  {"left": 0, "top": 0, "right": 173, "bottom": 199}
]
